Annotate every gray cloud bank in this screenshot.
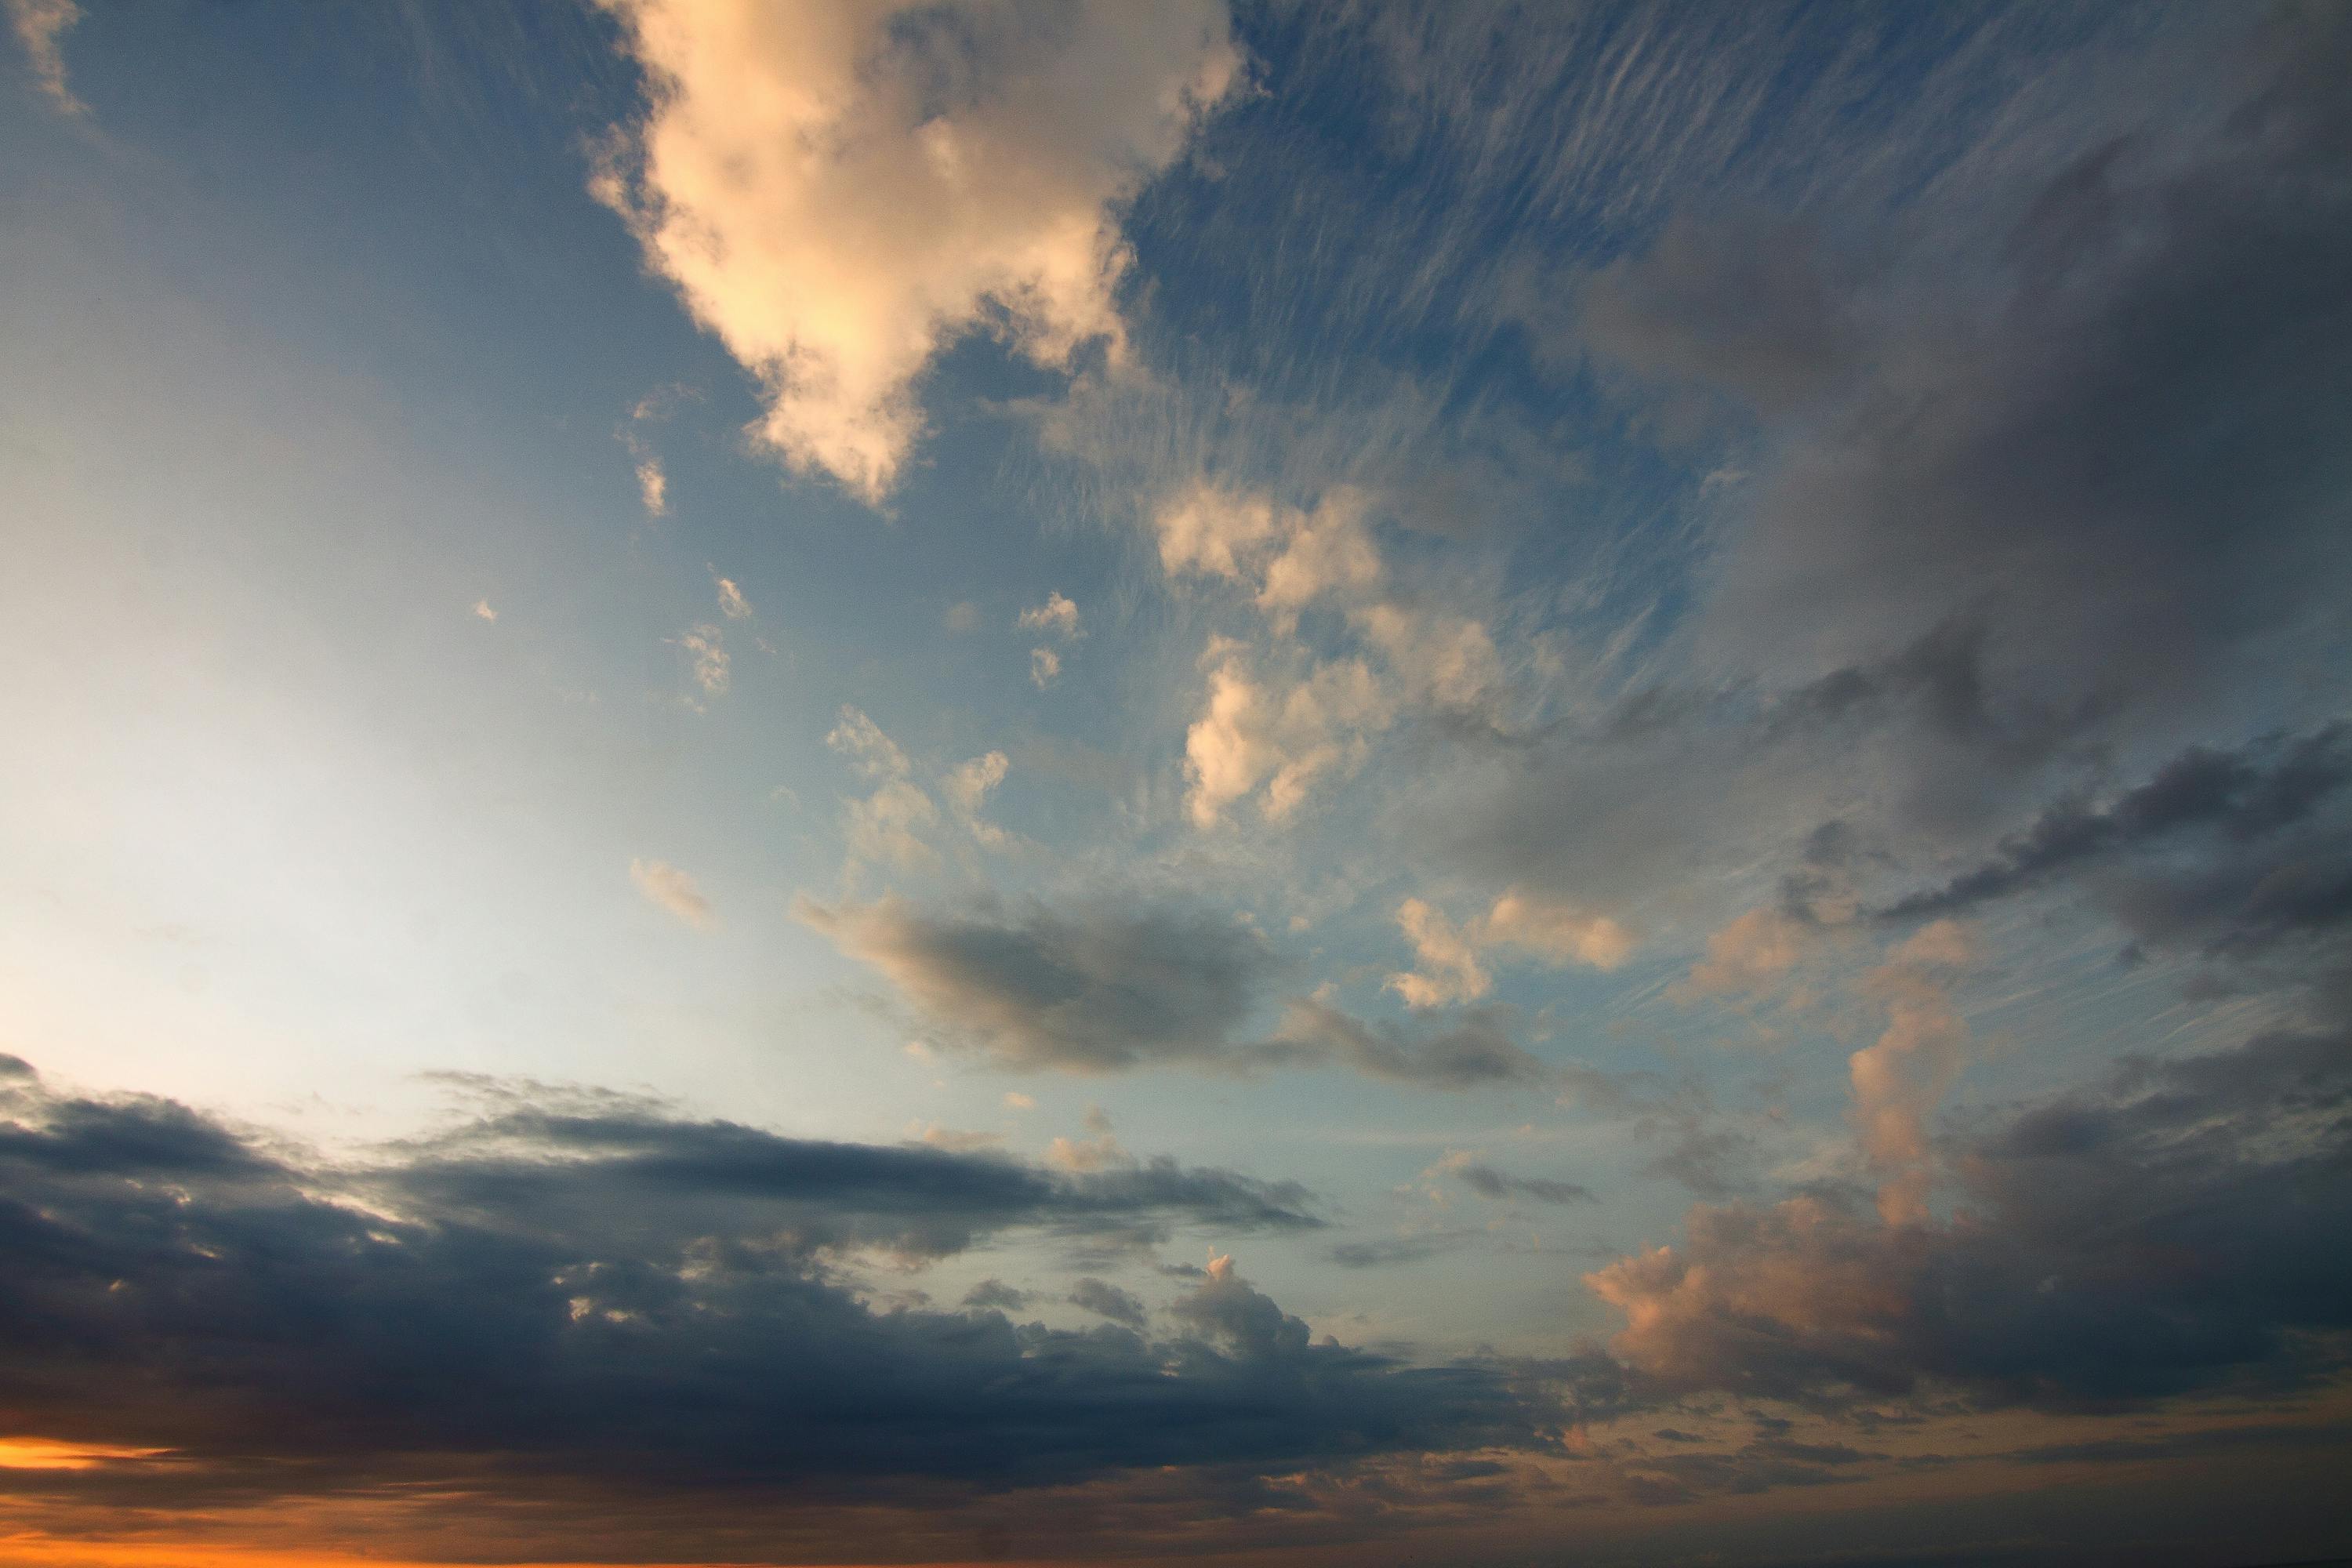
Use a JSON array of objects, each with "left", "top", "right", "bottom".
[{"left": 0, "top": 1058, "right": 1560, "bottom": 1515}]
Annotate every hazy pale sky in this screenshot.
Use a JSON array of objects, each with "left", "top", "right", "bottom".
[{"left": 2, "top": 3, "right": 2349, "bottom": 1566}]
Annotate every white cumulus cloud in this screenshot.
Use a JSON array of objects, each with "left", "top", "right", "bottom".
[{"left": 593, "top": 0, "right": 1241, "bottom": 504}]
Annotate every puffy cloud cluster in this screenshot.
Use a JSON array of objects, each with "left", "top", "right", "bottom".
[
  {"left": 713, "top": 573, "right": 752, "bottom": 619},
  {"left": 593, "top": 0, "right": 1241, "bottom": 503},
  {"left": 1588, "top": 1021, "right": 2352, "bottom": 1409},
  {"left": 1184, "top": 640, "right": 1394, "bottom": 827},
  {"left": 1388, "top": 889, "right": 1632, "bottom": 1007},
  {"left": 825, "top": 706, "right": 1011, "bottom": 877},
  {"left": 1018, "top": 590, "right": 1083, "bottom": 688},
  {"left": 1155, "top": 482, "right": 1504, "bottom": 827},
  {"left": 670, "top": 622, "right": 729, "bottom": 699}
]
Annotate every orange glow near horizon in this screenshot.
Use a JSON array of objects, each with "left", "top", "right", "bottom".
[
  {"left": 0, "top": 1439, "right": 168, "bottom": 1472},
  {"left": 0, "top": 1539, "right": 1036, "bottom": 1568}
]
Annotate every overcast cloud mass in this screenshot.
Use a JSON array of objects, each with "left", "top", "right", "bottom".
[{"left": 1, "top": 2, "right": 2347, "bottom": 1565}]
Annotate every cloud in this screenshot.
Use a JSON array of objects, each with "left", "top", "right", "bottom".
[
  {"left": 1428, "top": 9, "right": 2352, "bottom": 936},
  {"left": 0, "top": 1064, "right": 1586, "bottom": 1523},
  {"left": 1683, "top": 907, "right": 1806, "bottom": 998},
  {"left": 593, "top": 0, "right": 1241, "bottom": 503},
  {"left": 1578, "top": 211, "right": 1861, "bottom": 411},
  {"left": 1259, "top": 998, "right": 1546, "bottom": 1090},
  {"left": 798, "top": 891, "right": 1555, "bottom": 1090},
  {"left": 909, "top": 1123, "right": 1000, "bottom": 1156},
  {"left": 1848, "top": 920, "right": 1974, "bottom": 1225},
  {"left": 823, "top": 710, "right": 1020, "bottom": 875},
  {"left": 840, "top": 780, "right": 941, "bottom": 877},
  {"left": 1388, "top": 898, "right": 1488, "bottom": 1007},
  {"left": 1148, "top": 481, "right": 1505, "bottom": 711},
  {"left": 1017, "top": 592, "right": 1083, "bottom": 641},
  {"left": 1069, "top": 1277, "right": 1149, "bottom": 1329},
  {"left": 826, "top": 705, "right": 911, "bottom": 781},
  {"left": 1598, "top": 16, "right": 2352, "bottom": 753},
  {"left": 1152, "top": 483, "right": 1381, "bottom": 627},
  {"left": 1151, "top": 480, "right": 1513, "bottom": 833},
  {"left": 961, "top": 1278, "right": 1029, "bottom": 1312},
  {"left": 1880, "top": 724, "right": 2352, "bottom": 931},
  {"left": 797, "top": 895, "right": 1277, "bottom": 1073},
  {"left": 629, "top": 858, "right": 713, "bottom": 928},
  {"left": 1167, "top": 1253, "right": 1309, "bottom": 1361},
  {"left": 1154, "top": 481, "right": 1282, "bottom": 581},
  {"left": 671, "top": 624, "right": 729, "bottom": 698},
  {"left": 942, "top": 750, "right": 1011, "bottom": 848},
  {"left": 826, "top": 707, "right": 938, "bottom": 873},
  {"left": 1185, "top": 641, "right": 1393, "bottom": 826},
  {"left": 1047, "top": 1129, "right": 1128, "bottom": 1174},
  {"left": 471, "top": 598, "right": 498, "bottom": 622},
  {"left": 1388, "top": 890, "right": 1632, "bottom": 1008},
  {"left": 1256, "top": 488, "right": 1381, "bottom": 630},
  {"left": 1587, "top": 1018, "right": 2352, "bottom": 1409},
  {"left": 1329, "top": 1234, "right": 1471, "bottom": 1269},
  {"left": 5, "top": 0, "right": 82, "bottom": 114},
  {"left": 1481, "top": 890, "right": 1633, "bottom": 970},
  {"left": 1429, "top": 1152, "right": 1594, "bottom": 1207},
  {"left": 1018, "top": 593, "right": 1084, "bottom": 689},
  {"left": 1350, "top": 601, "right": 1503, "bottom": 710},
  {"left": 713, "top": 573, "right": 753, "bottom": 619}
]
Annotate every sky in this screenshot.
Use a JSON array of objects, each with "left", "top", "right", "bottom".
[{"left": 1, "top": 2, "right": 2348, "bottom": 1565}]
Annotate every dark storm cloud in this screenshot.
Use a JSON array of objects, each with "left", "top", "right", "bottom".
[
  {"left": 1589, "top": 1020, "right": 2352, "bottom": 1410},
  {"left": 0, "top": 1065, "right": 1561, "bottom": 1512}
]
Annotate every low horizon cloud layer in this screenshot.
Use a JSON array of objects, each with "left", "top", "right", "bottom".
[{"left": 2, "top": 1, "right": 2348, "bottom": 1564}]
